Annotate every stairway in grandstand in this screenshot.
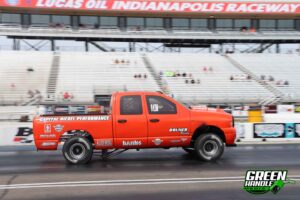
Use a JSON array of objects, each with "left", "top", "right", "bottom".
[
  {"left": 141, "top": 54, "right": 170, "bottom": 94},
  {"left": 45, "top": 52, "right": 61, "bottom": 102},
  {"left": 230, "top": 53, "right": 300, "bottom": 103},
  {"left": 55, "top": 52, "right": 160, "bottom": 102},
  {"left": 224, "top": 54, "right": 284, "bottom": 105},
  {"left": 146, "top": 53, "right": 273, "bottom": 104}
]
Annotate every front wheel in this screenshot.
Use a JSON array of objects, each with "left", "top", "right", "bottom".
[
  {"left": 63, "top": 136, "right": 93, "bottom": 164},
  {"left": 194, "top": 133, "right": 224, "bottom": 162}
]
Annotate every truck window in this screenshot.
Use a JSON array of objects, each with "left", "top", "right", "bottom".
[
  {"left": 120, "top": 95, "right": 143, "bottom": 115},
  {"left": 146, "top": 96, "right": 177, "bottom": 114}
]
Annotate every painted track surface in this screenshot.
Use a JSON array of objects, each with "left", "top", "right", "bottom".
[{"left": 0, "top": 144, "right": 299, "bottom": 200}]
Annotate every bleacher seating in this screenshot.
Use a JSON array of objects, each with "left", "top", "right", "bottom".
[
  {"left": 56, "top": 52, "right": 160, "bottom": 102},
  {"left": 147, "top": 53, "right": 273, "bottom": 103},
  {"left": 0, "top": 51, "right": 52, "bottom": 105},
  {"left": 0, "top": 51, "right": 300, "bottom": 105},
  {"left": 231, "top": 54, "right": 300, "bottom": 101},
  {"left": 0, "top": 106, "right": 36, "bottom": 120}
]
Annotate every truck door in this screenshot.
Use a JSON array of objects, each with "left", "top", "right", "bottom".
[
  {"left": 114, "top": 95, "right": 148, "bottom": 148},
  {"left": 145, "top": 95, "right": 191, "bottom": 147}
]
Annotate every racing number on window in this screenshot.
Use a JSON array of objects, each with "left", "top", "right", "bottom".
[
  {"left": 146, "top": 96, "right": 177, "bottom": 114},
  {"left": 120, "top": 95, "right": 143, "bottom": 115}
]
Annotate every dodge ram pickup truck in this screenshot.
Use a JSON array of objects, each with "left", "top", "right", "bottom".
[{"left": 33, "top": 91, "right": 236, "bottom": 164}]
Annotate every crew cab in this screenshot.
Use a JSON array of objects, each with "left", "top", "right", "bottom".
[{"left": 33, "top": 91, "right": 236, "bottom": 164}]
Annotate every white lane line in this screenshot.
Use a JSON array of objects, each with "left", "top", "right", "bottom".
[
  {"left": 0, "top": 180, "right": 245, "bottom": 190},
  {"left": 0, "top": 177, "right": 299, "bottom": 190},
  {"left": 0, "top": 176, "right": 246, "bottom": 187},
  {"left": 0, "top": 176, "right": 247, "bottom": 188}
]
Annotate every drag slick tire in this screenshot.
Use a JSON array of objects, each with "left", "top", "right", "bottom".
[
  {"left": 194, "top": 133, "right": 224, "bottom": 162},
  {"left": 63, "top": 136, "right": 93, "bottom": 164}
]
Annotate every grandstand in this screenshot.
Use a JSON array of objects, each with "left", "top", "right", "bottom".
[
  {"left": 0, "top": 0, "right": 300, "bottom": 108},
  {"left": 230, "top": 54, "right": 300, "bottom": 102},
  {"left": 56, "top": 52, "right": 160, "bottom": 102},
  {"left": 0, "top": 51, "right": 52, "bottom": 105},
  {"left": 0, "top": 51, "right": 299, "bottom": 106},
  {"left": 147, "top": 53, "right": 273, "bottom": 104}
]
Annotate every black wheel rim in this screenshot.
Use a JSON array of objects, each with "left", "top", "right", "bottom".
[
  {"left": 202, "top": 140, "right": 219, "bottom": 157},
  {"left": 69, "top": 143, "right": 86, "bottom": 160}
]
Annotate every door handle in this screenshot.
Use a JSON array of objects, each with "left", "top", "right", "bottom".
[
  {"left": 150, "top": 119, "right": 160, "bottom": 123},
  {"left": 118, "top": 119, "right": 127, "bottom": 123}
]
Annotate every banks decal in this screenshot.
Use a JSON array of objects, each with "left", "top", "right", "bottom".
[
  {"left": 122, "top": 140, "right": 142, "bottom": 146},
  {"left": 13, "top": 127, "right": 33, "bottom": 143},
  {"left": 243, "top": 170, "right": 295, "bottom": 195}
]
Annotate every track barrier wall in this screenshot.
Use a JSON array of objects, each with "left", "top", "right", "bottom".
[{"left": 0, "top": 122, "right": 300, "bottom": 146}]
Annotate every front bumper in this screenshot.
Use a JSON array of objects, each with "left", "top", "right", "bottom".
[{"left": 222, "top": 127, "right": 236, "bottom": 146}]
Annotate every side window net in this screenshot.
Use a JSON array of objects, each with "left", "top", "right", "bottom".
[
  {"left": 146, "top": 96, "right": 177, "bottom": 114},
  {"left": 120, "top": 95, "right": 143, "bottom": 115}
]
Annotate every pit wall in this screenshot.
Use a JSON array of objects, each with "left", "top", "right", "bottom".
[{"left": 1, "top": 122, "right": 300, "bottom": 146}]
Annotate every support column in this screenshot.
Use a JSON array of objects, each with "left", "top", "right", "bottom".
[
  {"left": 51, "top": 40, "right": 55, "bottom": 51},
  {"left": 220, "top": 44, "right": 223, "bottom": 54},
  {"left": 85, "top": 41, "right": 89, "bottom": 52},
  {"left": 129, "top": 42, "right": 136, "bottom": 52},
  {"left": 13, "top": 39, "right": 20, "bottom": 51},
  {"left": 276, "top": 44, "right": 280, "bottom": 54}
]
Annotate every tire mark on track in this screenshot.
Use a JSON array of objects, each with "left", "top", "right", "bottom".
[{"left": 0, "top": 175, "right": 18, "bottom": 200}]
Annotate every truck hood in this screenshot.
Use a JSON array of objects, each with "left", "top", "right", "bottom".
[
  {"left": 190, "top": 106, "right": 226, "bottom": 113},
  {"left": 189, "top": 106, "right": 230, "bottom": 116},
  {"left": 189, "top": 107, "right": 233, "bottom": 126}
]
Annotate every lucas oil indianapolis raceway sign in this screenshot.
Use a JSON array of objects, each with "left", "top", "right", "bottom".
[{"left": 1, "top": 0, "right": 300, "bottom": 14}]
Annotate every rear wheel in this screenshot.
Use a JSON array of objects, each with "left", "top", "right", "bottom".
[
  {"left": 194, "top": 133, "right": 224, "bottom": 161},
  {"left": 63, "top": 136, "right": 93, "bottom": 164}
]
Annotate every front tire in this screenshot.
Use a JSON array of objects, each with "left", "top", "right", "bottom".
[
  {"left": 194, "top": 133, "right": 224, "bottom": 161},
  {"left": 63, "top": 136, "right": 93, "bottom": 164}
]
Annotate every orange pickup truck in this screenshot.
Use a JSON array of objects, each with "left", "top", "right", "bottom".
[{"left": 33, "top": 91, "right": 236, "bottom": 164}]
